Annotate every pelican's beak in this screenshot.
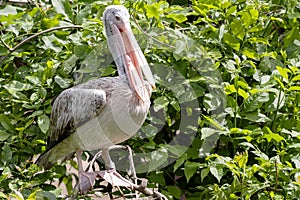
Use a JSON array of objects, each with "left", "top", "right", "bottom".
[{"left": 109, "top": 22, "right": 155, "bottom": 101}]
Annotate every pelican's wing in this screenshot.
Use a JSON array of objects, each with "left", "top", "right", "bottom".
[{"left": 46, "top": 85, "right": 107, "bottom": 150}]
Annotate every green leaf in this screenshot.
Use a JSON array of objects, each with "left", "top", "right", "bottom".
[
  {"left": 276, "top": 66, "right": 289, "bottom": 81},
  {"left": 166, "top": 13, "right": 187, "bottom": 23},
  {"left": 166, "top": 145, "right": 187, "bottom": 157},
  {"left": 238, "top": 88, "right": 249, "bottom": 99},
  {"left": 184, "top": 161, "right": 199, "bottom": 182},
  {"left": 263, "top": 127, "right": 285, "bottom": 143},
  {"left": 74, "top": 44, "right": 91, "bottom": 59},
  {"left": 51, "top": 0, "right": 72, "bottom": 20},
  {"left": 201, "top": 168, "right": 210, "bottom": 182},
  {"left": 230, "top": 19, "right": 244, "bottom": 40},
  {"left": 273, "top": 76, "right": 285, "bottom": 89},
  {"left": 0, "top": 114, "right": 15, "bottom": 133},
  {"left": 284, "top": 26, "right": 300, "bottom": 48},
  {"left": 203, "top": 93, "right": 222, "bottom": 112},
  {"left": 148, "top": 171, "right": 166, "bottom": 186},
  {"left": 201, "top": 128, "right": 218, "bottom": 140},
  {"left": 54, "top": 75, "right": 71, "bottom": 89},
  {"left": 149, "top": 149, "right": 168, "bottom": 172},
  {"left": 210, "top": 166, "right": 223, "bottom": 183},
  {"left": 2, "top": 145, "right": 12, "bottom": 162},
  {"left": 167, "top": 186, "right": 181, "bottom": 198},
  {"left": 291, "top": 74, "right": 300, "bottom": 82},
  {"left": 41, "top": 35, "right": 63, "bottom": 52},
  {"left": 145, "top": 4, "right": 160, "bottom": 19},
  {"left": 36, "top": 191, "right": 56, "bottom": 200},
  {"left": 223, "top": 33, "right": 240, "bottom": 51},
  {"left": 233, "top": 151, "right": 248, "bottom": 168},
  {"left": 288, "top": 86, "right": 300, "bottom": 91},
  {"left": 0, "top": 130, "right": 11, "bottom": 141},
  {"left": 248, "top": 37, "right": 270, "bottom": 45},
  {"left": 225, "top": 84, "right": 237, "bottom": 94},
  {"left": 153, "top": 96, "right": 169, "bottom": 112},
  {"left": 243, "top": 48, "right": 258, "bottom": 59},
  {"left": 173, "top": 154, "right": 187, "bottom": 172},
  {"left": 0, "top": 5, "right": 18, "bottom": 16},
  {"left": 42, "top": 17, "right": 60, "bottom": 29},
  {"left": 25, "top": 76, "right": 41, "bottom": 86},
  {"left": 288, "top": 143, "right": 300, "bottom": 149},
  {"left": 244, "top": 112, "right": 270, "bottom": 122},
  {"left": 226, "top": 5, "right": 237, "bottom": 16},
  {"left": 38, "top": 114, "right": 50, "bottom": 134},
  {"left": 263, "top": 133, "right": 285, "bottom": 143},
  {"left": 3, "top": 80, "right": 33, "bottom": 92}
]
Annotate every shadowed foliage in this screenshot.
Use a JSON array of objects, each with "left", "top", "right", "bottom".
[{"left": 0, "top": 0, "right": 299, "bottom": 199}]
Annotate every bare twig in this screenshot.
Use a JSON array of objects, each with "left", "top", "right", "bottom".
[
  {"left": 0, "top": 37, "right": 11, "bottom": 50},
  {"left": 0, "top": 25, "right": 83, "bottom": 64},
  {"left": 274, "top": 159, "right": 278, "bottom": 190},
  {"left": 132, "top": 183, "right": 168, "bottom": 199}
]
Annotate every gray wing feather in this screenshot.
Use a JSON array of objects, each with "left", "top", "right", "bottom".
[{"left": 47, "top": 86, "right": 107, "bottom": 149}]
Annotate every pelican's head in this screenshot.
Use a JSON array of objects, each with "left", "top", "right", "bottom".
[
  {"left": 103, "top": 5, "right": 130, "bottom": 37},
  {"left": 102, "top": 5, "right": 155, "bottom": 101}
]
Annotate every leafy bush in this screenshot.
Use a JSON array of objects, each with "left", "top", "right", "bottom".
[{"left": 0, "top": 0, "right": 299, "bottom": 199}]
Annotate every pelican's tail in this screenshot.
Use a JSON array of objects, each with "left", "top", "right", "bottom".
[{"left": 35, "top": 138, "right": 75, "bottom": 170}]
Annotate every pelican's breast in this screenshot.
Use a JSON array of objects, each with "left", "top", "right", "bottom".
[{"left": 73, "top": 80, "right": 150, "bottom": 151}]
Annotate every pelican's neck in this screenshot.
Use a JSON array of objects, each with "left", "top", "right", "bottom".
[{"left": 115, "top": 57, "right": 129, "bottom": 82}]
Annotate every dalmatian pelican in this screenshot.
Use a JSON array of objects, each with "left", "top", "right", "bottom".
[{"left": 36, "top": 5, "right": 155, "bottom": 193}]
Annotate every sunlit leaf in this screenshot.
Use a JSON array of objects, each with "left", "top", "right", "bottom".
[
  {"left": 0, "top": 5, "right": 18, "bottom": 16},
  {"left": 210, "top": 166, "right": 223, "bottom": 183},
  {"left": 51, "top": 0, "right": 72, "bottom": 21},
  {"left": 153, "top": 96, "right": 169, "bottom": 111},
  {"left": 238, "top": 88, "right": 249, "bottom": 99},
  {"left": 145, "top": 4, "right": 160, "bottom": 19},
  {"left": 263, "top": 133, "right": 285, "bottom": 143},
  {"left": 225, "top": 84, "right": 237, "bottom": 94},
  {"left": 276, "top": 66, "right": 289, "bottom": 81},
  {"left": 223, "top": 33, "right": 240, "bottom": 51},
  {"left": 230, "top": 19, "right": 244, "bottom": 40},
  {"left": 288, "top": 86, "right": 300, "bottom": 91},
  {"left": 166, "top": 13, "right": 187, "bottom": 23},
  {"left": 54, "top": 75, "right": 71, "bottom": 88}
]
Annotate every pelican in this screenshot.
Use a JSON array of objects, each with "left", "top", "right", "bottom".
[{"left": 36, "top": 5, "right": 155, "bottom": 193}]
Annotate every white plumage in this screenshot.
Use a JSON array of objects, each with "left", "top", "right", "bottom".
[{"left": 36, "top": 5, "right": 155, "bottom": 193}]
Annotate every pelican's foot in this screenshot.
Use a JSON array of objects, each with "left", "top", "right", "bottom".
[
  {"left": 78, "top": 171, "right": 97, "bottom": 194},
  {"left": 95, "top": 169, "right": 133, "bottom": 188}
]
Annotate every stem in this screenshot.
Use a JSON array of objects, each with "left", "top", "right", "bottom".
[
  {"left": 0, "top": 37, "right": 11, "bottom": 50},
  {"left": 0, "top": 25, "right": 83, "bottom": 64},
  {"left": 271, "top": 77, "right": 284, "bottom": 130}
]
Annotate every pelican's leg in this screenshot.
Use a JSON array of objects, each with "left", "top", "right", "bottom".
[
  {"left": 100, "top": 148, "right": 133, "bottom": 188},
  {"left": 76, "top": 151, "right": 96, "bottom": 194},
  {"left": 107, "top": 145, "right": 137, "bottom": 183},
  {"left": 101, "top": 148, "right": 116, "bottom": 169}
]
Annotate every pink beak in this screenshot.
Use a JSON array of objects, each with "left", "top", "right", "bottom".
[{"left": 109, "top": 22, "right": 155, "bottom": 101}]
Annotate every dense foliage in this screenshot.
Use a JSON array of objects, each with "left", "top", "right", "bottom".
[{"left": 0, "top": 0, "right": 300, "bottom": 199}]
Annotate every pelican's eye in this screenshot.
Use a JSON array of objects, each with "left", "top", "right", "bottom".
[{"left": 115, "top": 15, "right": 121, "bottom": 21}]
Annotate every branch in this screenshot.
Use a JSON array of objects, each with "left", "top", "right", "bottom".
[
  {"left": 131, "top": 15, "right": 176, "bottom": 49},
  {"left": 132, "top": 182, "right": 168, "bottom": 200},
  {"left": 0, "top": 25, "right": 83, "bottom": 64},
  {"left": 0, "top": 37, "right": 11, "bottom": 50}
]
